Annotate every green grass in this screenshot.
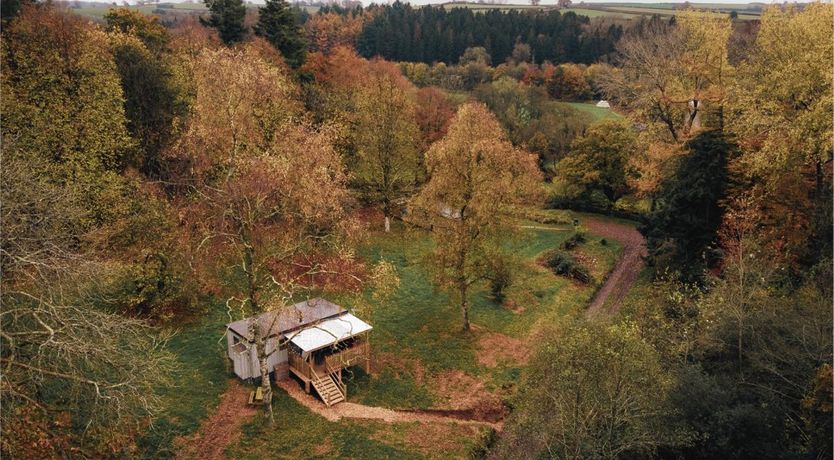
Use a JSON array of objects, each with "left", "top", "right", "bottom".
[
  {"left": 441, "top": 2, "right": 553, "bottom": 11},
  {"left": 144, "top": 210, "right": 627, "bottom": 457},
  {"left": 346, "top": 367, "right": 436, "bottom": 409},
  {"left": 71, "top": 2, "right": 208, "bottom": 20},
  {"left": 562, "top": 102, "right": 623, "bottom": 122},
  {"left": 227, "top": 389, "right": 486, "bottom": 459},
  {"left": 336, "top": 218, "right": 621, "bottom": 407},
  {"left": 138, "top": 300, "right": 230, "bottom": 457}
]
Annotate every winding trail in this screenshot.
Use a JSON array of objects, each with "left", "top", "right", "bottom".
[
  {"left": 277, "top": 380, "right": 503, "bottom": 430},
  {"left": 176, "top": 381, "right": 257, "bottom": 460},
  {"left": 179, "top": 214, "right": 644, "bottom": 459},
  {"left": 582, "top": 216, "right": 647, "bottom": 317}
]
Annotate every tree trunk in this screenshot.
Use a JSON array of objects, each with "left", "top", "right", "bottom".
[
  {"left": 253, "top": 328, "right": 274, "bottom": 425},
  {"left": 686, "top": 99, "right": 702, "bottom": 134},
  {"left": 460, "top": 282, "right": 470, "bottom": 331},
  {"left": 243, "top": 243, "right": 258, "bottom": 311}
]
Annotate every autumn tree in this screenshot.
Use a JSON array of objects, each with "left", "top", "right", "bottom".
[
  {"left": 602, "top": 11, "right": 732, "bottom": 142},
  {"left": 202, "top": 0, "right": 247, "bottom": 45},
  {"left": 2, "top": 4, "right": 133, "bottom": 226},
  {"left": 174, "top": 45, "right": 353, "bottom": 423},
  {"left": 459, "top": 46, "right": 492, "bottom": 66},
  {"left": 546, "top": 63, "right": 592, "bottom": 101},
  {"left": 352, "top": 74, "right": 421, "bottom": 232},
  {"left": 304, "top": 11, "right": 364, "bottom": 54},
  {"left": 254, "top": 0, "right": 306, "bottom": 68},
  {"left": 493, "top": 319, "right": 687, "bottom": 459},
  {"left": 555, "top": 120, "right": 640, "bottom": 207},
  {"left": 303, "top": 48, "right": 421, "bottom": 232},
  {"left": 725, "top": 3, "right": 833, "bottom": 265},
  {"left": 0, "top": 6, "right": 175, "bottom": 454},
  {"left": 415, "top": 86, "right": 455, "bottom": 147},
  {"left": 411, "top": 103, "right": 541, "bottom": 331},
  {"left": 104, "top": 7, "right": 168, "bottom": 52}
]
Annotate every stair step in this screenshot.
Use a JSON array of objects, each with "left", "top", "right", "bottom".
[{"left": 312, "top": 374, "right": 345, "bottom": 407}]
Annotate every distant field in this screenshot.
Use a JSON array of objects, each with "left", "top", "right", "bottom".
[
  {"left": 69, "top": 2, "right": 207, "bottom": 20},
  {"left": 441, "top": 2, "right": 553, "bottom": 11},
  {"left": 69, "top": 1, "right": 758, "bottom": 22},
  {"left": 565, "top": 5, "right": 757, "bottom": 20},
  {"left": 603, "top": 5, "right": 759, "bottom": 19},
  {"left": 565, "top": 7, "right": 637, "bottom": 18},
  {"left": 563, "top": 102, "right": 622, "bottom": 122},
  {"left": 438, "top": 2, "right": 758, "bottom": 20},
  {"left": 596, "top": 2, "right": 763, "bottom": 12}
]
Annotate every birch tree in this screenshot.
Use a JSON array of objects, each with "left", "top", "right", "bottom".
[
  {"left": 410, "top": 103, "right": 541, "bottom": 331},
  {"left": 176, "top": 45, "right": 354, "bottom": 423}
]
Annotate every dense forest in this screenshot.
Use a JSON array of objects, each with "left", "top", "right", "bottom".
[
  {"left": 1, "top": 0, "right": 832, "bottom": 458},
  {"left": 355, "top": 3, "right": 623, "bottom": 65}
]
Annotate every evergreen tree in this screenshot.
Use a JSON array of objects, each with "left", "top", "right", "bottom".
[
  {"left": 202, "top": 0, "right": 247, "bottom": 45},
  {"left": 644, "top": 131, "right": 732, "bottom": 279},
  {"left": 254, "top": 0, "right": 306, "bottom": 68}
]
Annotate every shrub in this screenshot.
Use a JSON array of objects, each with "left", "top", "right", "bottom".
[
  {"left": 488, "top": 254, "right": 514, "bottom": 304},
  {"left": 100, "top": 254, "right": 197, "bottom": 321},
  {"left": 600, "top": 238, "right": 608, "bottom": 246},
  {"left": 561, "top": 231, "right": 587, "bottom": 250},
  {"left": 544, "top": 250, "right": 591, "bottom": 284}
]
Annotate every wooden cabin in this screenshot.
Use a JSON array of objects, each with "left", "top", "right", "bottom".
[{"left": 226, "top": 298, "right": 372, "bottom": 406}]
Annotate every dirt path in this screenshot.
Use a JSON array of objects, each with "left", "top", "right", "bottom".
[
  {"left": 583, "top": 216, "right": 647, "bottom": 317},
  {"left": 277, "top": 380, "right": 503, "bottom": 431},
  {"left": 176, "top": 381, "right": 257, "bottom": 460}
]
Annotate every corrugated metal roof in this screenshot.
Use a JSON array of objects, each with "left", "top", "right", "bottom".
[
  {"left": 226, "top": 298, "right": 345, "bottom": 340},
  {"left": 289, "top": 313, "right": 372, "bottom": 353}
]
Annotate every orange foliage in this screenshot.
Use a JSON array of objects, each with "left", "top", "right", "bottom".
[
  {"left": 168, "top": 15, "right": 221, "bottom": 55},
  {"left": 415, "top": 87, "right": 455, "bottom": 147},
  {"left": 304, "top": 46, "right": 408, "bottom": 91},
  {"left": 305, "top": 12, "right": 365, "bottom": 54}
]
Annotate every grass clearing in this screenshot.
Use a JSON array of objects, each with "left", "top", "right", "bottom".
[
  {"left": 562, "top": 102, "right": 623, "bottom": 122},
  {"left": 338, "top": 217, "right": 621, "bottom": 408},
  {"left": 565, "top": 7, "right": 637, "bottom": 18},
  {"left": 139, "top": 300, "right": 230, "bottom": 457},
  {"left": 145, "top": 210, "right": 626, "bottom": 457}
]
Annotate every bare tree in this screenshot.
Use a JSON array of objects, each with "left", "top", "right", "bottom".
[{"left": 1, "top": 155, "right": 175, "bottom": 456}]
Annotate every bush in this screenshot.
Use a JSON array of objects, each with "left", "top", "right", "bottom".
[
  {"left": 100, "top": 254, "right": 196, "bottom": 321},
  {"left": 600, "top": 238, "right": 608, "bottom": 246},
  {"left": 544, "top": 250, "right": 591, "bottom": 284},
  {"left": 561, "top": 231, "right": 587, "bottom": 250},
  {"left": 488, "top": 254, "right": 514, "bottom": 304}
]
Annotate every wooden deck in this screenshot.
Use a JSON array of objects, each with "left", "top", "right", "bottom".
[{"left": 287, "top": 340, "right": 370, "bottom": 405}]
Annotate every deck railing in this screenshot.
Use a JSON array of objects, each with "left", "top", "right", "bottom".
[
  {"left": 288, "top": 340, "right": 369, "bottom": 382},
  {"left": 324, "top": 341, "right": 369, "bottom": 370}
]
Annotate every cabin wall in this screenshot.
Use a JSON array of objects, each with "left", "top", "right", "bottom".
[
  {"left": 227, "top": 330, "right": 288, "bottom": 380},
  {"left": 247, "top": 337, "right": 287, "bottom": 379}
]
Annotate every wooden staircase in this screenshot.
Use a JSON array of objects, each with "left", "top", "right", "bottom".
[{"left": 312, "top": 374, "right": 345, "bottom": 406}]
